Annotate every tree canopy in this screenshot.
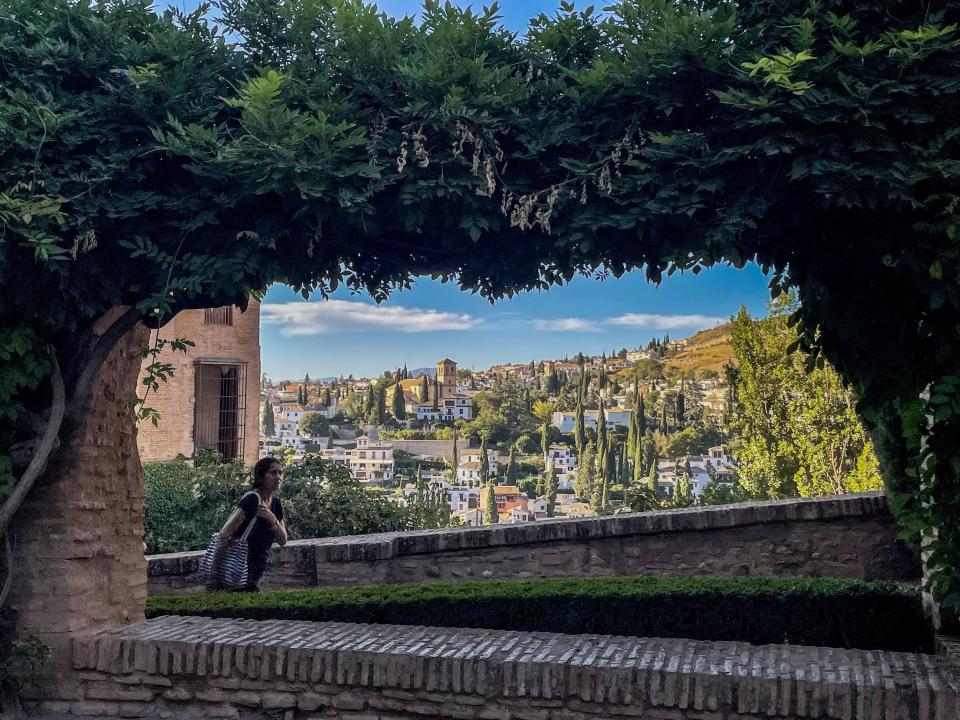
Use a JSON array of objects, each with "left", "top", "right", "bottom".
[{"left": 2, "top": 0, "right": 959, "bottom": 604}]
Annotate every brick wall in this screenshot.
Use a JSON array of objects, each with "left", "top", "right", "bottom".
[
  {"left": 25, "top": 615, "right": 960, "bottom": 719},
  {"left": 147, "top": 493, "right": 921, "bottom": 595},
  {"left": 136, "top": 300, "right": 261, "bottom": 468},
  {"left": 9, "top": 317, "right": 150, "bottom": 694}
]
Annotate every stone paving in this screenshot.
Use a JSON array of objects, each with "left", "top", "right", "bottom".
[{"left": 44, "top": 614, "right": 959, "bottom": 719}]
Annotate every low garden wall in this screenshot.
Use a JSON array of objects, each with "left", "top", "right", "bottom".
[
  {"left": 147, "top": 494, "right": 920, "bottom": 595},
  {"left": 26, "top": 615, "right": 960, "bottom": 719}
]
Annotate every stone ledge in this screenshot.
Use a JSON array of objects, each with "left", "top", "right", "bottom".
[
  {"left": 148, "top": 493, "right": 890, "bottom": 575},
  {"left": 70, "top": 615, "right": 960, "bottom": 719}
]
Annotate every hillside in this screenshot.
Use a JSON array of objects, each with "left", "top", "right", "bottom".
[{"left": 664, "top": 323, "right": 734, "bottom": 376}]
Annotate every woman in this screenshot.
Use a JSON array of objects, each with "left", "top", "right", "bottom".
[{"left": 211, "top": 456, "right": 288, "bottom": 592}]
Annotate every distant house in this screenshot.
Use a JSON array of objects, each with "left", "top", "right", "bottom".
[
  {"left": 551, "top": 409, "right": 632, "bottom": 433},
  {"left": 319, "top": 435, "right": 395, "bottom": 484},
  {"left": 546, "top": 445, "right": 576, "bottom": 490}
]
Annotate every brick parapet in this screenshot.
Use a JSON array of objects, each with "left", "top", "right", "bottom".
[
  {"left": 23, "top": 615, "right": 960, "bottom": 719},
  {"left": 147, "top": 493, "right": 921, "bottom": 595}
]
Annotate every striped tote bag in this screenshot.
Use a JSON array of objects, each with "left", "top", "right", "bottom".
[{"left": 199, "top": 507, "right": 258, "bottom": 590}]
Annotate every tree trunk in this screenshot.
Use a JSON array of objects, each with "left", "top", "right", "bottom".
[{"left": 9, "top": 315, "right": 149, "bottom": 699}]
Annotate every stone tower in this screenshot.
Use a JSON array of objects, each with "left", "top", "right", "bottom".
[
  {"left": 136, "top": 300, "right": 261, "bottom": 468},
  {"left": 436, "top": 358, "right": 457, "bottom": 400}
]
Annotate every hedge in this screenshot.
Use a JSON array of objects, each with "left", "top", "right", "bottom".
[{"left": 148, "top": 576, "right": 931, "bottom": 653}]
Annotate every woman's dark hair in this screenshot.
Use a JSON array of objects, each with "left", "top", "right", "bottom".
[{"left": 252, "top": 457, "right": 281, "bottom": 488}]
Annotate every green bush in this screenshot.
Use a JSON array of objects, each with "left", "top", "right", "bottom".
[
  {"left": 148, "top": 576, "right": 931, "bottom": 653},
  {"left": 143, "top": 458, "right": 249, "bottom": 554},
  {"left": 281, "top": 458, "right": 410, "bottom": 539}
]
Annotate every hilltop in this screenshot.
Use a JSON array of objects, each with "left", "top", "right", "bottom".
[{"left": 664, "top": 323, "right": 734, "bottom": 376}]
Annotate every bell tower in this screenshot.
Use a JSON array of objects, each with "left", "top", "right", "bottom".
[{"left": 436, "top": 358, "right": 457, "bottom": 400}]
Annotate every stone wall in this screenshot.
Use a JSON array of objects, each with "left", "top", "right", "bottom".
[
  {"left": 136, "top": 300, "right": 261, "bottom": 468},
  {"left": 148, "top": 493, "right": 920, "bottom": 596},
  {"left": 385, "top": 438, "right": 472, "bottom": 461},
  {"left": 26, "top": 615, "right": 960, "bottom": 719}
]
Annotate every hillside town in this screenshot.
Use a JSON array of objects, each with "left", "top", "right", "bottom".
[{"left": 258, "top": 332, "right": 740, "bottom": 525}]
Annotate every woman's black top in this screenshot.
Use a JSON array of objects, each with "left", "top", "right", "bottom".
[{"left": 233, "top": 491, "right": 284, "bottom": 586}]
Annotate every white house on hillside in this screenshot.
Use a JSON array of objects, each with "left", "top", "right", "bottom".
[{"left": 551, "top": 409, "right": 632, "bottom": 433}]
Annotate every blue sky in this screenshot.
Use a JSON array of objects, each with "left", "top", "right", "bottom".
[
  {"left": 261, "top": 266, "right": 771, "bottom": 380},
  {"left": 163, "top": 0, "right": 772, "bottom": 379}
]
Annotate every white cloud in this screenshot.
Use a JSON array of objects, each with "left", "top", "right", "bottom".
[
  {"left": 261, "top": 300, "right": 478, "bottom": 335},
  {"left": 606, "top": 313, "right": 725, "bottom": 329},
  {"left": 531, "top": 318, "right": 602, "bottom": 332}
]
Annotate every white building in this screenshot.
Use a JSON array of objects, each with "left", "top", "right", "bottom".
[
  {"left": 546, "top": 445, "right": 576, "bottom": 490},
  {"left": 654, "top": 447, "right": 737, "bottom": 498},
  {"left": 455, "top": 446, "right": 509, "bottom": 485},
  {"left": 402, "top": 479, "right": 480, "bottom": 513},
  {"left": 551, "top": 409, "right": 633, "bottom": 433},
  {"left": 319, "top": 435, "right": 395, "bottom": 484},
  {"left": 415, "top": 395, "right": 474, "bottom": 422}
]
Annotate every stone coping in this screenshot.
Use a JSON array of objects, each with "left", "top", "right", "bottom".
[
  {"left": 73, "top": 615, "right": 960, "bottom": 719},
  {"left": 148, "top": 493, "right": 890, "bottom": 572}
]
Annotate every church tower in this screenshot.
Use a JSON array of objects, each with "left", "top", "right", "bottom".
[{"left": 436, "top": 358, "right": 457, "bottom": 400}]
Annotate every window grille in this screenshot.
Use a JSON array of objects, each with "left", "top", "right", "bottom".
[
  {"left": 204, "top": 307, "right": 234, "bottom": 326},
  {"left": 193, "top": 361, "right": 247, "bottom": 461}
]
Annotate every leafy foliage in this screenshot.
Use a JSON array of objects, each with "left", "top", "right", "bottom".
[
  {"left": 728, "top": 297, "right": 883, "bottom": 499},
  {"left": 2, "top": 0, "right": 959, "bottom": 600},
  {"left": 280, "top": 458, "right": 409, "bottom": 539},
  {"left": 147, "top": 575, "right": 931, "bottom": 653},
  {"left": 298, "top": 412, "right": 330, "bottom": 438}
]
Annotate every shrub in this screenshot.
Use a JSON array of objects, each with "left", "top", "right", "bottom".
[
  {"left": 143, "top": 458, "right": 249, "bottom": 554},
  {"left": 148, "top": 576, "right": 930, "bottom": 653},
  {"left": 281, "top": 458, "right": 410, "bottom": 539}
]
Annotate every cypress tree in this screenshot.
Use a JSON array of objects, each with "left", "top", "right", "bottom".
[
  {"left": 432, "top": 377, "right": 440, "bottom": 409},
  {"left": 574, "top": 400, "right": 586, "bottom": 456},
  {"left": 545, "top": 466, "right": 558, "bottom": 517},
  {"left": 506, "top": 446, "right": 517, "bottom": 485},
  {"left": 261, "top": 400, "right": 275, "bottom": 436},
  {"left": 392, "top": 382, "right": 406, "bottom": 420},
  {"left": 323, "top": 388, "right": 332, "bottom": 406},
  {"left": 605, "top": 439, "right": 616, "bottom": 485},
  {"left": 376, "top": 384, "right": 387, "bottom": 424},
  {"left": 402, "top": 364, "right": 408, "bottom": 379},
  {"left": 601, "top": 472, "right": 610, "bottom": 514},
  {"left": 451, "top": 426, "right": 459, "bottom": 482},
  {"left": 540, "top": 421, "right": 550, "bottom": 463},
  {"left": 596, "top": 401, "right": 607, "bottom": 458},
  {"left": 365, "top": 385, "right": 376, "bottom": 420},
  {"left": 479, "top": 437, "right": 489, "bottom": 486},
  {"left": 659, "top": 401, "right": 668, "bottom": 433},
  {"left": 637, "top": 394, "right": 647, "bottom": 435},
  {"left": 483, "top": 479, "right": 498, "bottom": 525},
  {"left": 632, "top": 436, "right": 644, "bottom": 487},
  {"left": 676, "top": 377, "right": 686, "bottom": 429}
]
